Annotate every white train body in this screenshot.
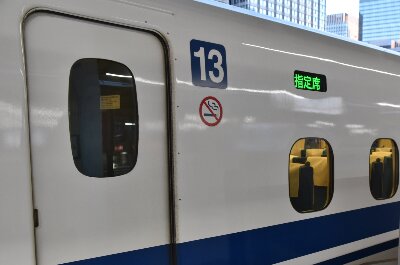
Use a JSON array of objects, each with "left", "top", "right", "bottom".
[{"left": 1, "top": 0, "right": 399, "bottom": 264}]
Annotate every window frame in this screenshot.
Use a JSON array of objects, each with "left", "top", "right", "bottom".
[
  {"left": 288, "top": 137, "right": 334, "bottom": 213},
  {"left": 369, "top": 138, "right": 399, "bottom": 200}
]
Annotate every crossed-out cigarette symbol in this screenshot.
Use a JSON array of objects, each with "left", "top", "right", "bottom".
[{"left": 199, "top": 96, "right": 223, "bottom": 127}]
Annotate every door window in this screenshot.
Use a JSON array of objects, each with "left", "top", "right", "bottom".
[{"left": 69, "top": 58, "right": 138, "bottom": 177}]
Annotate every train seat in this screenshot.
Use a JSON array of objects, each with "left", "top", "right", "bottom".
[
  {"left": 289, "top": 163, "right": 302, "bottom": 197},
  {"left": 375, "top": 147, "right": 392, "bottom": 152},
  {"left": 297, "top": 162, "right": 314, "bottom": 212},
  {"left": 383, "top": 156, "right": 393, "bottom": 198},
  {"left": 306, "top": 148, "right": 325, "bottom": 157},
  {"left": 371, "top": 158, "right": 384, "bottom": 198}
]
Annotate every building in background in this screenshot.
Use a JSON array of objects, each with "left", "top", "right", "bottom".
[
  {"left": 360, "top": 0, "right": 400, "bottom": 51},
  {"left": 358, "top": 14, "right": 363, "bottom": 42},
  {"left": 366, "top": 39, "right": 400, "bottom": 52},
  {"left": 325, "top": 13, "right": 359, "bottom": 40},
  {"left": 230, "top": 0, "right": 326, "bottom": 31}
]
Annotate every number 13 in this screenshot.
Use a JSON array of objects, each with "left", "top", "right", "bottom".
[{"left": 194, "top": 47, "right": 225, "bottom": 84}]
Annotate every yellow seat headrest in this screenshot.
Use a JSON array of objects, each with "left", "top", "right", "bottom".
[
  {"left": 306, "top": 149, "right": 324, "bottom": 157},
  {"left": 375, "top": 147, "right": 392, "bottom": 152}
]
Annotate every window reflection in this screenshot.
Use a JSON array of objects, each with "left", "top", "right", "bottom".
[{"left": 69, "top": 59, "right": 138, "bottom": 177}]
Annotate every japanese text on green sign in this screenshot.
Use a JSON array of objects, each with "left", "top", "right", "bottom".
[
  {"left": 294, "top": 74, "right": 321, "bottom": 90},
  {"left": 294, "top": 71, "right": 327, "bottom": 92}
]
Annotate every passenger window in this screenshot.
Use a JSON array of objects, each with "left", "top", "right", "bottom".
[
  {"left": 289, "top": 138, "right": 333, "bottom": 213},
  {"left": 69, "top": 59, "right": 138, "bottom": 177},
  {"left": 369, "top": 139, "right": 398, "bottom": 200}
]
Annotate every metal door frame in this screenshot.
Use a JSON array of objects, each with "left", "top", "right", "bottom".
[{"left": 21, "top": 8, "right": 176, "bottom": 265}]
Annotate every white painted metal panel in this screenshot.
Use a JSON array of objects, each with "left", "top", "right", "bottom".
[
  {"left": 24, "top": 13, "right": 170, "bottom": 264},
  {"left": 0, "top": 1, "right": 36, "bottom": 265},
  {"left": 174, "top": 1, "right": 400, "bottom": 245},
  {"left": 1, "top": 0, "right": 400, "bottom": 263}
]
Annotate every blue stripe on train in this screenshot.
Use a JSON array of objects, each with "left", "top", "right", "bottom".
[
  {"left": 177, "top": 202, "right": 400, "bottom": 265},
  {"left": 63, "top": 202, "right": 400, "bottom": 265},
  {"left": 317, "top": 239, "right": 399, "bottom": 265}
]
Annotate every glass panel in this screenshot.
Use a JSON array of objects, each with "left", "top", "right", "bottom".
[
  {"left": 69, "top": 58, "right": 138, "bottom": 177},
  {"left": 289, "top": 138, "right": 333, "bottom": 213},
  {"left": 369, "top": 138, "right": 399, "bottom": 199}
]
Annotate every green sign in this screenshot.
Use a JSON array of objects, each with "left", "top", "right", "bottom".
[{"left": 294, "top": 70, "right": 327, "bottom": 92}]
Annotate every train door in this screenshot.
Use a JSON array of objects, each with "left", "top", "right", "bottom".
[{"left": 24, "top": 12, "right": 171, "bottom": 265}]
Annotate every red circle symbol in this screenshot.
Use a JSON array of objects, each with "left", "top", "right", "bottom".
[{"left": 199, "top": 96, "right": 223, "bottom": 127}]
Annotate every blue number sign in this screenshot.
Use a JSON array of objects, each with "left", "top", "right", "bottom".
[{"left": 190, "top": 39, "right": 227, "bottom": 89}]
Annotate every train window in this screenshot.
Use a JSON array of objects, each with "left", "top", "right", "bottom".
[
  {"left": 289, "top": 138, "right": 334, "bottom": 213},
  {"left": 69, "top": 59, "right": 138, "bottom": 178},
  {"left": 369, "top": 139, "right": 399, "bottom": 200}
]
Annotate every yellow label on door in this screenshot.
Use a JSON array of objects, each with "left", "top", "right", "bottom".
[{"left": 101, "top": 95, "right": 120, "bottom": 110}]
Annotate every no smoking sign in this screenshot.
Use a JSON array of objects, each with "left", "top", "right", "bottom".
[{"left": 199, "top": 96, "right": 223, "bottom": 127}]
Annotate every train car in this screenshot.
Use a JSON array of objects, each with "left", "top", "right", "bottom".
[{"left": 1, "top": 0, "right": 399, "bottom": 264}]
